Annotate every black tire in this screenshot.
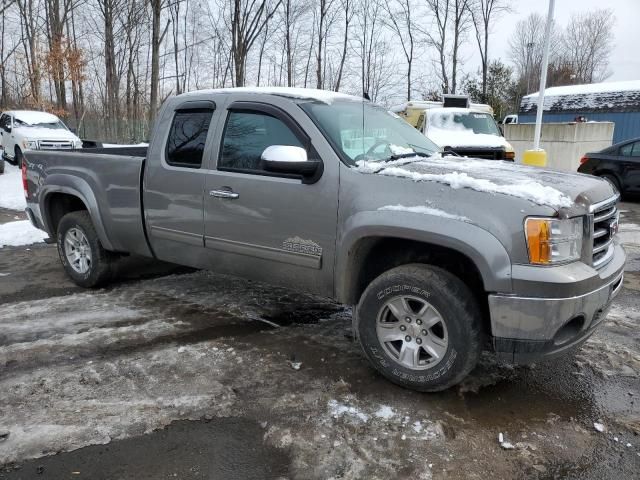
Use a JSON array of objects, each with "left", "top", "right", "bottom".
[
  {"left": 14, "top": 147, "right": 23, "bottom": 168},
  {"left": 355, "top": 264, "right": 482, "bottom": 392},
  {"left": 600, "top": 174, "right": 621, "bottom": 196},
  {"left": 0, "top": 157, "right": 4, "bottom": 174},
  {"left": 56, "top": 211, "right": 114, "bottom": 288}
]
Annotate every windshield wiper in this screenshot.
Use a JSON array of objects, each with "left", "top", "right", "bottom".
[{"left": 385, "top": 151, "right": 431, "bottom": 162}]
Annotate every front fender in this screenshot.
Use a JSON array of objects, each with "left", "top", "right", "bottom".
[
  {"left": 335, "top": 210, "right": 513, "bottom": 302},
  {"left": 40, "top": 174, "right": 115, "bottom": 251}
]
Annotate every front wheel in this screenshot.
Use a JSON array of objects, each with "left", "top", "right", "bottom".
[
  {"left": 57, "top": 211, "right": 115, "bottom": 288},
  {"left": 355, "top": 264, "right": 482, "bottom": 392}
]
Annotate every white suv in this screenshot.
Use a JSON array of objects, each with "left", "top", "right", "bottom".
[{"left": 0, "top": 110, "right": 82, "bottom": 167}]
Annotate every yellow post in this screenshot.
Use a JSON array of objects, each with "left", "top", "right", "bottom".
[{"left": 522, "top": 149, "right": 547, "bottom": 167}]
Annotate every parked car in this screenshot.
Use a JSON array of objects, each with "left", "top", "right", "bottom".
[
  {"left": 391, "top": 96, "right": 514, "bottom": 161},
  {"left": 578, "top": 137, "right": 640, "bottom": 197},
  {"left": 0, "top": 110, "right": 83, "bottom": 167},
  {"left": 501, "top": 114, "right": 518, "bottom": 125},
  {"left": 24, "top": 87, "right": 625, "bottom": 392},
  {"left": 415, "top": 107, "right": 516, "bottom": 160}
]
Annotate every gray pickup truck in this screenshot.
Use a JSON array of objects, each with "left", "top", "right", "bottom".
[{"left": 24, "top": 87, "right": 625, "bottom": 391}]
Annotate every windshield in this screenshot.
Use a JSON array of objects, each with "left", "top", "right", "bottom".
[
  {"left": 27, "top": 121, "right": 67, "bottom": 130},
  {"left": 300, "top": 100, "right": 439, "bottom": 165},
  {"left": 428, "top": 111, "right": 501, "bottom": 136}
]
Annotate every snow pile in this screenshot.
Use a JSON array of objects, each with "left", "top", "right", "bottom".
[
  {"left": 379, "top": 167, "right": 574, "bottom": 209},
  {"left": 378, "top": 204, "right": 470, "bottom": 222},
  {"left": 374, "top": 405, "right": 396, "bottom": 420},
  {"left": 102, "top": 142, "right": 149, "bottom": 148},
  {"left": 193, "top": 86, "right": 360, "bottom": 104},
  {"left": 525, "top": 80, "right": 640, "bottom": 98},
  {"left": 0, "top": 220, "right": 47, "bottom": 248},
  {"left": 0, "top": 162, "right": 26, "bottom": 210},
  {"left": 388, "top": 144, "right": 416, "bottom": 155},
  {"left": 355, "top": 155, "right": 577, "bottom": 209},
  {"left": 327, "top": 399, "right": 369, "bottom": 423}
]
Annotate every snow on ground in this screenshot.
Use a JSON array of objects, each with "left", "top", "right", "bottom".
[
  {"left": 0, "top": 220, "right": 47, "bottom": 248},
  {"left": 0, "top": 163, "right": 26, "bottom": 211},
  {"left": 618, "top": 223, "right": 640, "bottom": 246}
]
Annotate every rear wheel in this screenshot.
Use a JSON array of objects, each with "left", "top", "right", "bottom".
[
  {"left": 0, "top": 156, "right": 4, "bottom": 174},
  {"left": 57, "top": 211, "right": 115, "bottom": 288},
  {"left": 355, "top": 264, "right": 482, "bottom": 392},
  {"left": 600, "top": 174, "right": 621, "bottom": 196}
]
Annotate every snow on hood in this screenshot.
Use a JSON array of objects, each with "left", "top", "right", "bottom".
[
  {"left": 12, "top": 111, "right": 61, "bottom": 125},
  {"left": 16, "top": 126, "right": 79, "bottom": 141},
  {"left": 428, "top": 130, "right": 508, "bottom": 149},
  {"left": 354, "top": 155, "right": 613, "bottom": 209}
]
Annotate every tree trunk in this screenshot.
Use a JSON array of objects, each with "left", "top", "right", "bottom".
[{"left": 149, "top": 0, "right": 161, "bottom": 126}]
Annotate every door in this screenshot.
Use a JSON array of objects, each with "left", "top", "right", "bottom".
[
  {"left": 143, "top": 101, "right": 217, "bottom": 267},
  {"left": 203, "top": 99, "right": 339, "bottom": 297},
  {"left": 618, "top": 141, "right": 640, "bottom": 193}
]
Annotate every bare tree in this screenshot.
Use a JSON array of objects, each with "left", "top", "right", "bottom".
[
  {"left": 382, "top": 0, "right": 418, "bottom": 100},
  {"left": 315, "top": 0, "right": 336, "bottom": 89},
  {"left": 449, "top": 0, "right": 472, "bottom": 94},
  {"left": 228, "top": 0, "right": 282, "bottom": 87},
  {"left": 562, "top": 9, "right": 615, "bottom": 83},
  {"left": 508, "top": 12, "right": 560, "bottom": 94},
  {"left": 422, "top": 0, "right": 450, "bottom": 94},
  {"left": 43, "top": 0, "right": 75, "bottom": 109},
  {"left": 149, "top": 0, "right": 169, "bottom": 125},
  {"left": 16, "top": 0, "right": 42, "bottom": 105},
  {"left": 470, "top": 0, "right": 510, "bottom": 101},
  {"left": 333, "top": 0, "right": 353, "bottom": 91},
  {"left": 279, "top": 0, "right": 308, "bottom": 87}
]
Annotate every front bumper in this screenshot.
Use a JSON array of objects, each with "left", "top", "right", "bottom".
[{"left": 489, "top": 243, "right": 626, "bottom": 363}]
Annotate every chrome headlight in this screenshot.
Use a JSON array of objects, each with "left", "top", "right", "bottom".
[
  {"left": 525, "top": 217, "right": 583, "bottom": 265},
  {"left": 22, "top": 139, "right": 38, "bottom": 150}
]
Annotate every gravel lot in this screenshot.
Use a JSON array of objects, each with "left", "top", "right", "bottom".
[{"left": 0, "top": 202, "right": 638, "bottom": 479}]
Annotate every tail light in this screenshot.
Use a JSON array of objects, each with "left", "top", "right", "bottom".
[
  {"left": 579, "top": 156, "right": 589, "bottom": 165},
  {"left": 22, "top": 161, "right": 28, "bottom": 198}
]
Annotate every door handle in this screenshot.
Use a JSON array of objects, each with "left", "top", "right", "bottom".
[{"left": 209, "top": 188, "right": 239, "bottom": 199}]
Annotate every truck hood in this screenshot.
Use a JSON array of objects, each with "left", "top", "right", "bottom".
[
  {"left": 356, "top": 155, "right": 616, "bottom": 214},
  {"left": 16, "top": 126, "right": 80, "bottom": 142},
  {"left": 428, "top": 130, "right": 509, "bottom": 149}
]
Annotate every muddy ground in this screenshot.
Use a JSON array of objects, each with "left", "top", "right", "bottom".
[{"left": 0, "top": 204, "right": 638, "bottom": 480}]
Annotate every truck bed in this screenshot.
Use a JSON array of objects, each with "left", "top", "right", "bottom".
[{"left": 25, "top": 148, "right": 152, "bottom": 257}]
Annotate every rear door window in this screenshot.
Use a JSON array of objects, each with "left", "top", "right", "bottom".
[{"left": 166, "top": 109, "right": 214, "bottom": 168}]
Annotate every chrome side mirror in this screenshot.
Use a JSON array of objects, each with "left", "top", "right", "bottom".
[{"left": 260, "top": 145, "right": 320, "bottom": 177}]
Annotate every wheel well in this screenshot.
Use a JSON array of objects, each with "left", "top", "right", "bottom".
[
  {"left": 344, "top": 237, "right": 490, "bottom": 334},
  {"left": 47, "top": 193, "right": 88, "bottom": 236},
  {"left": 595, "top": 169, "right": 619, "bottom": 181}
]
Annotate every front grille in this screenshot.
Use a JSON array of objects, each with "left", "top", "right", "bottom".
[
  {"left": 39, "top": 140, "right": 74, "bottom": 150},
  {"left": 591, "top": 197, "right": 618, "bottom": 269}
]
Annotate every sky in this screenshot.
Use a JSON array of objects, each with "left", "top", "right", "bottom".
[{"left": 463, "top": 0, "right": 640, "bottom": 82}]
